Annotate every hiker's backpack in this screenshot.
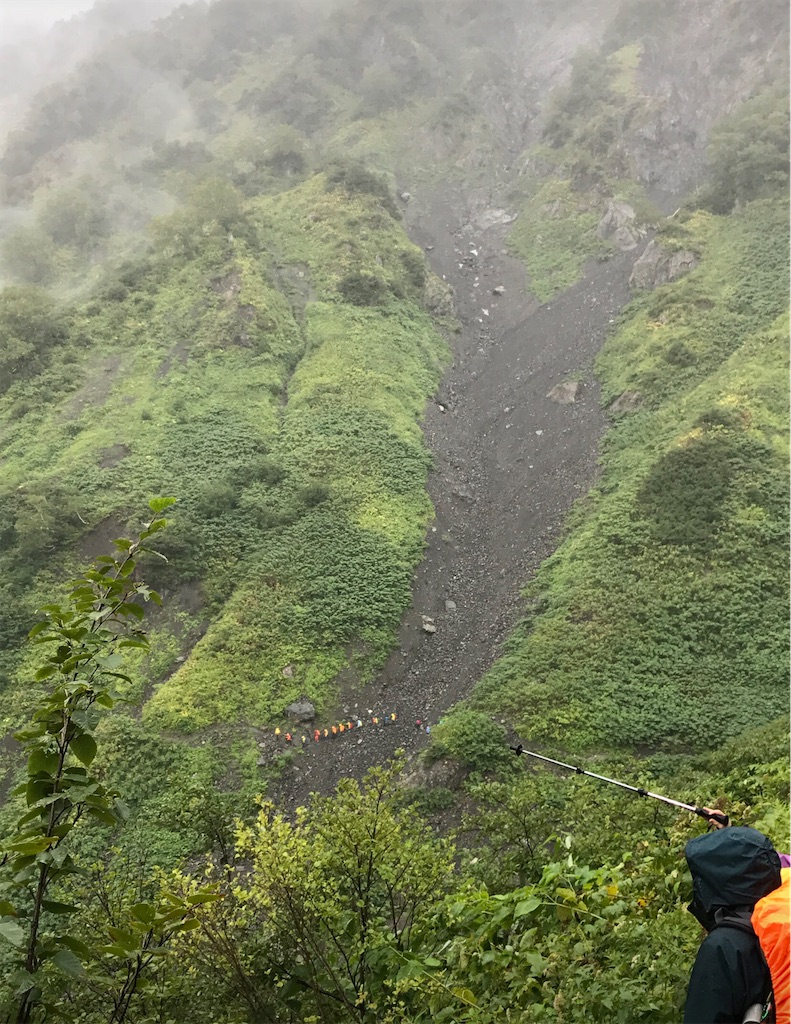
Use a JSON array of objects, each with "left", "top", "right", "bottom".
[{"left": 753, "top": 867, "right": 790, "bottom": 1024}]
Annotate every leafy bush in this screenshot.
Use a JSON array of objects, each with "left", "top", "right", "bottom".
[
  {"left": 701, "top": 85, "right": 790, "bottom": 213},
  {"left": 427, "top": 708, "right": 510, "bottom": 772},
  {"left": 0, "top": 226, "right": 58, "bottom": 286},
  {"left": 337, "top": 270, "right": 389, "bottom": 306},
  {"left": 325, "top": 159, "right": 400, "bottom": 218},
  {"left": 0, "top": 285, "right": 68, "bottom": 393}
]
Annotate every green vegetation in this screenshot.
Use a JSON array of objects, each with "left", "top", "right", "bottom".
[
  {"left": 507, "top": 43, "right": 653, "bottom": 301},
  {"left": 700, "top": 84, "right": 790, "bottom": 213},
  {"left": 476, "top": 196, "right": 789, "bottom": 750},
  {"left": 0, "top": 0, "right": 789, "bottom": 1020},
  {"left": 507, "top": 178, "right": 611, "bottom": 302}
]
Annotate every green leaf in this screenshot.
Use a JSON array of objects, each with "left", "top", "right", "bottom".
[
  {"left": 453, "top": 988, "right": 478, "bottom": 1006},
  {"left": 149, "top": 497, "right": 177, "bottom": 513},
  {"left": 70, "top": 734, "right": 97, "bottom": 767},
  {"left": 56, "top": 936, "right": 92, "bottom": 958},
  {"left": 7, "top": 836, "right": 58, "bottom": 855},
  {"left": 130, "top": 903, "right": 156, "bottom": 925},
  {"left": 28, "top": 748, "right": 59, "bottom": 775},
  {"left": 42, "top": 901, "right": 79, "bottom": 915},
  {"left": 185, "top": 892, "right": 222, "bottom": 906},
  {"left": 0, "top": 920, "right": 25, "bottom": 947},
  {"left": 513, "top": 896, "right": 542, "bottom": 918},
  {"left": 51, "top": 948, "right": 85, "bottom": 978},
  {"left": 114, "top": 798, "right": 130, "bottom": 822},
  {"left": 171, "top": 918, "right": 200, "bottom": 933}
]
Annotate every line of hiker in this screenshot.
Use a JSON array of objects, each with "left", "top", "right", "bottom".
[{"left": 272, "top": 712, "right": 426, "bottom": 745}]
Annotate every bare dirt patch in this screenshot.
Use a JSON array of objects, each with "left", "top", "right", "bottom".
[
  {"left": 99, "top": 443, "right": 131, "bottom": 468},
  {"left": 61, "top": 354, "right": 123, "bottom": 421}
]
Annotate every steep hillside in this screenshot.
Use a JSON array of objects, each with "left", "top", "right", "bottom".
[{"left": 0, "top": 0, "right": 788, "bottom": 1019}]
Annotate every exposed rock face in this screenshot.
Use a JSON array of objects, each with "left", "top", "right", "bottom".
[
  {"left": 608, "top": 390, "right": 644, "bottom": 415},
  {"left": 285, "top": 699, "right": 316, "bottom": 722},
  {"left": 547, "top": 381, "right": 580, "bottom": 404},
  {"left": 629, "top": 238, "right": 699, "bottom": 290},
  {"left": 597, "top": 200, "right": 645, "bottom": 251},
  {"left": 423, "top": 273, "right": 456, "bottom": 317}
]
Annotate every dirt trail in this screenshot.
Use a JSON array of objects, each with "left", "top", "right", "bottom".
[{"left": 271, "top": 184, "right": 643, "bottom": 808}]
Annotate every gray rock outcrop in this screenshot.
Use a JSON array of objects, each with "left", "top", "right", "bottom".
[
  {"left": 629, "top": 239, "right": 699, "bottom": 290},
  {"left": 597, "top": 200, "right": 645, "bottom": 251},
  {"left": 285, "top": 699, "right": 316, "bottom": 722}
]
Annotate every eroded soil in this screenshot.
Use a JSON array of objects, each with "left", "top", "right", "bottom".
[{"left": 270, "top": 184, "right": 644, "bottom": 808}]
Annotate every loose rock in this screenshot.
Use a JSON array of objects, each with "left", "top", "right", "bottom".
[{"left": 546, "top": 381, "right": 580, "bottom": 405}]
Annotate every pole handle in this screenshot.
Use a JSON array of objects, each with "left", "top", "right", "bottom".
[{"left": 695, "top": 807, "right": 730, "bottom": 827}]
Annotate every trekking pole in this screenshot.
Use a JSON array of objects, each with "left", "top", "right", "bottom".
[{"left": 510, "top": 744, "right": 729, "bottom": 826}]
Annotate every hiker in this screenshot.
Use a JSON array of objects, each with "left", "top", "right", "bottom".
[
  {"left": 347, "top": 721, "right": 353, "bottom": 731},
  {"left": 313, "top": 729, "right": 320, "bottom": 743},
  {"left": 382, "top": 713, "right": 389, "bottom": 726},
  {"left": 323, "top": 728, "right": 329, "bottom": 739},
  {"left": 390, "top": 713, "right": 397, "bottom": 722},
  {"left": 301, "top": 735, "right": 307, "bottom": 747},
  {"left": 356, "top": 718, "right": 363, "bottom": 729},
  {"left": 415, "top": 718, "right": 422, "bottom": 732},
  {"left": 331, "top": 725, "right": 338, "bottom": 738},
  {"left": 339, "top": 723, "right": 345, "bottom": 734},
  {"left": 274, "top": 727, "right": 281, "bottom": 741},
  {"left": 373, "top": 716, "right": 379, "bottom": 726},
  {"left": 425, "top": 724, "right": 431, "bottom": 735},
  {"left": 684, "top": 825, "right": 782, "bottom": 1023},
  {"left": 285, "top": 733, "right": 292, "bottom": 745}
]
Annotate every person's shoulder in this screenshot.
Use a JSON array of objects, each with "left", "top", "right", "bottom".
[{"left": 705, "top": 924, "right": 758, "bottom": 953}]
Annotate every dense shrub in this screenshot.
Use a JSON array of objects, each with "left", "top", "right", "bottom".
[
  {"left": 0, "top": 285, "right": 68, "bottom": 393},
  {"left": 427, "top": 708, "right": 510, "bottom": 772},
  {"left": 325, "top": 160, "right": 400, "bottom": 218},
  {"left": 701, "top": 85, "right": 790, "bottom": 213},
  {"left": 337, "top": 270, "right": 389, "bottom": 306}
]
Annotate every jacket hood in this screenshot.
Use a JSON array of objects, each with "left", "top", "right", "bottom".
[{"left": 685, "top": 827, "right": 781, "bottom": 924}]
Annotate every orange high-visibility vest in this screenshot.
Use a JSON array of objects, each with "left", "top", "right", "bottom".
[{"left": 753, "top": 867, "right": 790, "bottom": 1024}]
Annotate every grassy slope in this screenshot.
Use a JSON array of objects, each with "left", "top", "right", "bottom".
[
  {"left": 145, "top": 176, "right": 447, "bottom": 730},
  {"left": 0, "top": 175, "right": 447, "bottom": 858},
  {"left": 473, "top": 196, "right": 789, "bottom": 751}
]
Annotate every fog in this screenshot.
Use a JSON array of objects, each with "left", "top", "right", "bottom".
[
  {"left": 1, "top": 1, "right": 96, "bottom": 35},
  {"left": 0, "top": 0, "right": 188, "bottom": 141}
]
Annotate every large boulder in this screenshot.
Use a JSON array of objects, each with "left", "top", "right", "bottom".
[
  {"left": 597, "top": 200, "right": 645, "bottom": 251},
  {"left": 629, "top": 238, "right": 699, "bottom": 290},
  {"left": 285, "top": 699, "right": 316, "bottom": 723}
]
